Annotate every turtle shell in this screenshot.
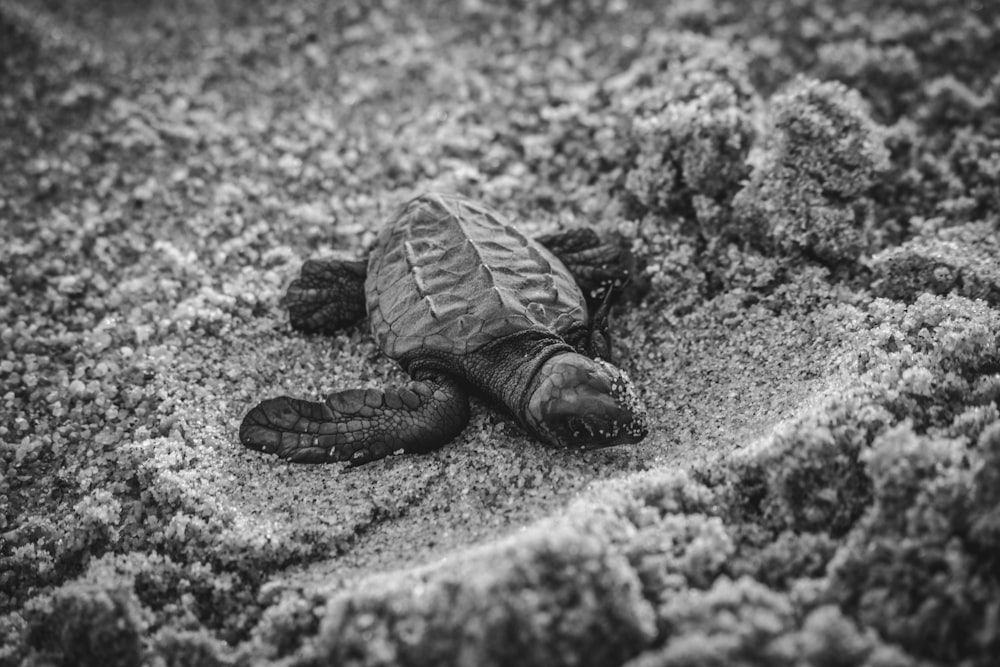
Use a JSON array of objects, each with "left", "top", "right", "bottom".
[{"left": 366, "top": 194, "right": 586, "bottom": 360}]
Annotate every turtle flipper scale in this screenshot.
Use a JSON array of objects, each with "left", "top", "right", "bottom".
[
  {"left": 239, "top": 374, "right": 470, "bottom": 466},
  {"left": 563, "top": 286, "right": 614, "bottom": 362},
  {"left": 282, "top": 258, "right": 368, "bottom": 334},
  {"left": 534, "top": 229, "right": 634, "bottom": 304}
]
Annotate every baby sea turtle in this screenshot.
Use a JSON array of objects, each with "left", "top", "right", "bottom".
[{"left": 240, "top": 193, "right": 648, "bottom": 465}]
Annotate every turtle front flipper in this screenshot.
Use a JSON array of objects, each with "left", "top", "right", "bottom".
[
  {"left": 239, "top": 374, "right": 470, "bottom": 465},
  {"left": 563, "top": 286, "right": 614, "bottom": 362},
  {"left": 534, "top": 228, "right": 633, "bottom": 305},
  {"left": 282, "top": 258, "right": 368, "bottom": 334}
]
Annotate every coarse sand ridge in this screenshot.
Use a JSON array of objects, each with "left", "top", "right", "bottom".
[{"left": 2, "top": 1, "right": 999, "bottom": 665}]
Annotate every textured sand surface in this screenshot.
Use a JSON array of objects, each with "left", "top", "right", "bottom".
[{"left": 1, "top": 2, "right": 999, "bottom": 666}]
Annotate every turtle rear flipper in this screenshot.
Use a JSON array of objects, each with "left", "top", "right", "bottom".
[
  {"left": 282, "top": 258, "right": 368, "bottom": 334},
  {"left": 535, "top": 228, "right": 634, "bottom": 305},
  {"left": 239, "top": 374, "right": 470, "bottom": 466}
]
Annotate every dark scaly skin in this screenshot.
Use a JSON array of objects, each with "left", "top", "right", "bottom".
[
  {"left": 562, "top": 286, "right": 615, "bottom": 362},
  {"left": 536, "top": 229, "right": 631, "bottom": 361},
  {"left": 240, "top": 374, "right": 469, "bottom": 465},
  {"left": 239, "top": 194, "right": 647, "bottom": 465},
  {"left": 534, "top": 228, "right": 634, "bottom": 306},
  {"left": 402, "top": 330, "right": 572, "bottom": 426},
  {"left": 282, "top": 258, "right": 367, "bottom": 334}
]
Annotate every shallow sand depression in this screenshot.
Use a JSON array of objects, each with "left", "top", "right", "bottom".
[{"left": 2, "top": 2, "right": 999, "bottom": 666}]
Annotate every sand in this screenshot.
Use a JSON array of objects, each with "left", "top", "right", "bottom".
[{"left": 1, "top": 1, "right": 998, "bottom": 665}]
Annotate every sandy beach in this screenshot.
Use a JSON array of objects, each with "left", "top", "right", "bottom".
[{"left": 2, "top": 1, "right": 998, "bottom": 665}]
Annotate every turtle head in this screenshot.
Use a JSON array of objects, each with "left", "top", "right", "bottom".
[{"left": 524, "top": 353, "right": 648, "bottom": 449}]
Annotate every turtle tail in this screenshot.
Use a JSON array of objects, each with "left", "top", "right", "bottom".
[{"left": 239, "top": 374, "right": 470, "bottom": 465}]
